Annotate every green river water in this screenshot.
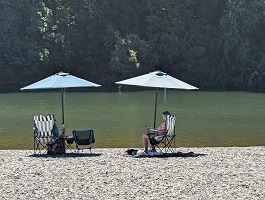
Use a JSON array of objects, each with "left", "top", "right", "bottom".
[{"left": 0, "top": 90, "right": 264, "bottom": 149}]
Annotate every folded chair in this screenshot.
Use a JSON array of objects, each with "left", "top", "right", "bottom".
[
  {"left": 72, "top": 129, "right": 95, "bottom": 153},
  {"left": 149, "top": 115, "right": 176, "bottom": 153},
  {"left": 33, "top": 114, "right": 64, "bottom": 155}
]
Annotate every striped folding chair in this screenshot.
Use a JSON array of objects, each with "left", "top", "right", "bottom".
[
  {"left": 149, "top": 115, "right": 176, "bottom": 153},
  {"left": 33, "top": 114, "right": 58, "bottom": 154}
]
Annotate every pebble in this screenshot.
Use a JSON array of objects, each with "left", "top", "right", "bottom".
[{"left": 0, "top": 147, "right": 264, "bottom": 199}]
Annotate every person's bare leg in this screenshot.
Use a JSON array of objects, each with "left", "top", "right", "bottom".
[{"left": 142, "top": 133, "right": 149, "bottom": 153}]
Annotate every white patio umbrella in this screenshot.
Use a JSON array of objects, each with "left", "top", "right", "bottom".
[
  {"left": 20, "top": 71, "right": 101, "bottom": 126},
  {"left": 115, "top": 71, "right": 198, "bottom": 127}
]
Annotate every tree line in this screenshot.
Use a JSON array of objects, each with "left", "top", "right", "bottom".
[{"left": 1, "top": 0, "right": 265, "bottom": 90}]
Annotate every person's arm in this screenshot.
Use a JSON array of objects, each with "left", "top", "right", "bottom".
[{"left": 149, "top": 122, "right": 165, "bottom": 135}]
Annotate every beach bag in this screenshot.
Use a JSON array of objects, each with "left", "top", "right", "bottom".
[{"left": 47, "top": 138, "right": 65, "bottom": 154}]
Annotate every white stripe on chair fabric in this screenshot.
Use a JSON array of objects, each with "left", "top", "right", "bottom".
[
  {"left": 166, "top": 115, "right": 176, "bottom": 136},
  {"left": 34, "top": 114, "right": 55, "bottom": 144}
]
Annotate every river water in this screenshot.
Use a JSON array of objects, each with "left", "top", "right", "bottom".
[{"left": 0, "top": 90, "right": 264, "bottom": 149}]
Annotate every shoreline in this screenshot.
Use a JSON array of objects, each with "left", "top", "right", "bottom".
[
  {"left": 1, "top": 144, "right": 265, "bottom": 151},
  {"left": 0, "top": 146, "right": 264, "bottom": 199}
]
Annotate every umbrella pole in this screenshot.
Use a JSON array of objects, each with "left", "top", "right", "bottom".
[
  {"left": 61, "top": 88, "right": 65, "bottom": 125},
  {"left": 154, "top": 88, "right": 158, "bottom": 128}
]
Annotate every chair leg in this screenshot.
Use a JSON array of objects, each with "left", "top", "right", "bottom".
[
  {"left": 65, "top": 142, "right": 75, "bottom": 153},
  {"left": 167, "top": 136, "right": 175, "bottom": 153},
  {"left": 173, "top": 136, "right": 176, "bottom": 152},
  {"left": 159, "top": 136, "right": 175, "bottom": 153},
  {"left": 34, "top": 138, "right": 36, "bottom": 155},
  {"left": 34, "top": 138, "right": 35, "bottom": 155}
]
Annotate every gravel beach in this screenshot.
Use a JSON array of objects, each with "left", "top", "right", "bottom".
[{"left": 0, "top": 147, "right": 264, "bottom": 199}]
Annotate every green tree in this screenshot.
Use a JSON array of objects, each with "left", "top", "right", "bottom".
[
  {"left": 219, "top": 0, "right": 265, "bottom": 88},
  {"left": 0, "top": 0, "right": 47, "bottom": 84},
  {"left": 1, "top": 0, "right": 265, "bottom": 90}
]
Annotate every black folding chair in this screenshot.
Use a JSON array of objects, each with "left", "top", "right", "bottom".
[{"left": 72, "top": 129, "right": 95, "bottom": 153}]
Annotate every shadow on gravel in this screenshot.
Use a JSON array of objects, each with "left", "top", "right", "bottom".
[
  {"left": 134, "top": 152, "right": 206, "bottom": 158},
  {"left": 158, "top": 152, "right": 206, "bottom": 158},
  {"left": 123, "top": 150, "right": 207, "bottom": 158},
  {"left": 28, "top": 153, "right": 102, "bottom": 158}
]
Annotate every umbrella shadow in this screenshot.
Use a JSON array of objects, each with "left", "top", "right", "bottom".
[
  {"left": 162, "top": 151, "right": 206, "bottom": 158},
  {"left": 28, "top": 153, "right": 102, "bottom": 158},
  {"left": 134, "top": 151, "right": 206, "bottom": 158}
]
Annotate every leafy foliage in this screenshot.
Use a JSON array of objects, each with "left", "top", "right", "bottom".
[{"left": 1, "top": 0, "right": 265, "bottom": 89}]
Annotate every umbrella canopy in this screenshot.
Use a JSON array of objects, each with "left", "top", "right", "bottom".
[
  {"left": 20, "top": 71, "right": 101, "bottom": 90},
  {"left": 115, "top": 71, "right": 198, "bottom": 127},
  {"left": 21, "top": 71, "right": 101, "bottom": 125},
  {"left": 116, "top": 71, "right": 198, "bottom": 89}
]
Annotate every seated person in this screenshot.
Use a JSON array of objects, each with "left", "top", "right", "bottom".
[
  {"left": 48, "top": 122, "right": 66, "bottom": 154},
  {"left": 142, "top": 111, "right": 170, "bottom": 153},
  {"left": 52, "top": 122, "right": 60, "bottom": 137}
]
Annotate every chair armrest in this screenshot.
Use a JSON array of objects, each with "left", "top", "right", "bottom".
[
  {"left": 147, "top": 128, "right": 159, "bottom": 136},
  {"left": 149, "top": 128, "right": 158, "bottom": 132}
]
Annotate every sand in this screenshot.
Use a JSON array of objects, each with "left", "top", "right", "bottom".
[{"left": 0, "top": 147, "right": 264, "bottom": 199}]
